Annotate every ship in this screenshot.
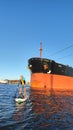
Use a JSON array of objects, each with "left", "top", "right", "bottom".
[{"left": 28, "top": 43, "right": 73, "bottom": 91}]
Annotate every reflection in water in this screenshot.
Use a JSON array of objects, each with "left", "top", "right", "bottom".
[
  {"left": 30, "top": 89, "right": 73, "bottom": 129},
  {"left": 0, "top": 84, "right": 73, "bottom": 129},
  {"left": 13, "top": 102, "right": 26, "bottom": 122}
]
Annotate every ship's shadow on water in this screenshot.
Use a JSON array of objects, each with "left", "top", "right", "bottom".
[{"left": 0, "top": 84, "right": 73, "bottom": 130}]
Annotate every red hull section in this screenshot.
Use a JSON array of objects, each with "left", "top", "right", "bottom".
[{"left": 30, "top": 73, "right": 73, "bottom": 91}]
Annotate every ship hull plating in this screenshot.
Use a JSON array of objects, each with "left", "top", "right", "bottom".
[
  {"left": 30, "top": 73, "right": 73, "bottom": 91},
  {"left": 28, "top": 57, "right": 73, "bottom": 91}
]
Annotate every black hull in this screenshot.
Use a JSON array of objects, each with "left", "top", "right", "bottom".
[{"left": 28, "top": 57, "right": 73, "bottom": 77}]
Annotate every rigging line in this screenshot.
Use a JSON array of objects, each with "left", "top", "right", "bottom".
[
  {"left": 49, "top": 44, "right": 73, "bottom": 56},
  {"left": 56, "top": 53, "right": 73, "bottom": 60}
]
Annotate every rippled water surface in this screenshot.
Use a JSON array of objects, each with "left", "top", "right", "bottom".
[{"left": 0, "top": 84, "right": 73, "bottom": 130}]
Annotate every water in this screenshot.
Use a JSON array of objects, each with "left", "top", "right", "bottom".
[{"left": 0, "top": 84, "right": 73, "bottom": 130}]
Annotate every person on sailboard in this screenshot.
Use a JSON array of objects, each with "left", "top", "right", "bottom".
[{"left": 18, "top": 75, "right": 26, "bottom": 98}]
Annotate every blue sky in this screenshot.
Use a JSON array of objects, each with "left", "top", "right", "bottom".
[{"left": 0, "top": 0, "right": 73, "bottom": 81}]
